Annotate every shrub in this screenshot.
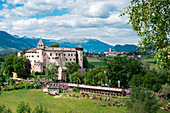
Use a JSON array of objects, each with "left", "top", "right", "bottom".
[
  {"left": 0, "top": 86, "right": 1, "bottom": 95},
  {"left": 126, "top": 87, "right": 159, "bottom": 113},
  {"left": 32, "top": 104, "right": 50, "bottom": 113},
  {"left": 152, "top": 83, "right": 161, "bottom": 92},
  {"left": 16, "top": 101, "right": 31, "bottom": 113},
  {"left": 7, "top": 85, "right": 14, "bottom": 91},
  {"left": 13, "top": 83, "right": 17, "bottom": 90},
  {"left": 73, "top": 87, "right": 77, "bottom": 92},
  {"left": 0, "top": 105, "right": 12, "bottom": 113}
]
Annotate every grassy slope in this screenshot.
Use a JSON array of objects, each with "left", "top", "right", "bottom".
[
  {"left": 142, "top": 55, "right": 157, "bottom": 70},
  {"left": 87, "top": 58, "right": 103, "bottom": 68},
  {"left": 0, "top": 89, "right": 127, "bottom": 113}
]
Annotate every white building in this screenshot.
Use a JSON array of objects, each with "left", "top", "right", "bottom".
[{"left": 18, "top": 39, "right": 83, "bottom": 81}]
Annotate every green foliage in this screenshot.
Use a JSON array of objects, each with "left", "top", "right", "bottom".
[
  {"left": 0, "top": 54, "right": 31, "bottom": 79},
  {"left": 69, "top": 71, "right": 81, "bottom": 83},
  {"left": 0, "top": 73, "right": 5, "bottom": 86},
  {"left": 65, "top": 62, "right": 80, "bottom": 75},
  {"left": 121, "top": 0, "right": 170, "bottom": 69},
  {"left": 32, "top": 105, "right": 50, "bottom": 113},
  {"left": 105, "top": 56, "right": 145, "bottom": 87},
  {"left": 129, "top": 74, "right": 143, "bottom": 87},
  {"left": 0, "top": 105, "right": 12, "bottom": 113},
  {"left": 49, "top": 43, "right": 59, "bottom": 47},
  {"left": 126, "top": 87, "right": 159, "bottom": 113},
  {"left": 81, "top": 66, "right": 106, "bottom": 85},
  {"left": 158, "top": 71, "right": 170, "bottom": 85},
  {"left": 83, "top": 55, "right": 89, "bottom": 69},
  {"left": 46, "top": 62, "right": 59, "bottom": 78},
  {"left": 16, "top": 101, "right": 31, "bottom": 113},
  {"left": 0, "top": 85, "right": 1, "bottom": 95},
  {"left": 0, "top": 53, "right": 16, "bottom": 76},
  {"left": 142, "top": 72, "right": 157, "bottom": 89},
  {"left": 161, "top": 83, "right": 170, "bottom": 96}
]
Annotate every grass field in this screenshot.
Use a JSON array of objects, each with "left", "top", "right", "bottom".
[
  {"left": 141, "top": 55, "right": 157, "bottom": 70},
  {"left": 87, "top": 58, "right": 103, "bottom": 68},
  {"left": 0, "top": 89, "right": 127, "bottom": 113},
  {"left": 0, "top": 89, "right": 168, "bottom": 113}
]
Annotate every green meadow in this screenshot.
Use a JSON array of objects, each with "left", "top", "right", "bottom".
[{"left": 0, "top": 89, "right": 127, "bottom": 113}]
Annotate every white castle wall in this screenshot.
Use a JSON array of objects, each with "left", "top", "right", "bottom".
[{"left": 18, "top": 39, "right": 83, "bottom": 80}]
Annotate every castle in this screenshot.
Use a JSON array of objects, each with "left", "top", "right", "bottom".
[{"left": 18, "top": 39, "right": 83, "bottom": 81}]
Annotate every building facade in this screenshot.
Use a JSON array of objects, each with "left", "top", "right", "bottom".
[{"left": 18, "top": 39, "right": 83, "bottom": 81}]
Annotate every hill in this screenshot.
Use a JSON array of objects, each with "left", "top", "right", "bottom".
[
  {"left": 0, "top": 31, "right": 33, "bottom": 53},
  {"left": 0, "top": 31, "right": 139, "bottom": 53}
]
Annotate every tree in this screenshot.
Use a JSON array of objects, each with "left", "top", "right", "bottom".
[
  {"left": 16, "top": 101, "right": 31, "bottom": 113},
  {"left": 105, "top": 56, "right": 144, "bottom": 87},
  {"left": 69, "top": 71, "right": 81, "bottom": 83},
  {"left": 0, "top": 53, "right": 16, "bottom": 77},
  {"left": 81, "top": 66, "right": 106, "bottom": 85},
  {"left": 158, "top": 71, "right": 170, "bottom": 85},
  {"left": 46, "top": 62, "right": 59, "bottom": 78},
  {"left": 121, "top": 0, "right": 170, "bottom": 69},
  {"left": 161, "top": 83, "right": 170, "bottom": 96},
  {"left": 129, "top": 74, "right": 143, "bottom": 87},
  {"left": 49, "top": 43, "right": 59, "bottom": 47},
  {"left": 0, "top": 73, "right": 5, "bottom": 86},
  {"left": 126, "top": 87, "right": 159, "bottom": 113},
  {"left": 0, "top": 54, "right": 31, "bottom": 79},
  {"left": 142, "top": 72, "right": 157, "bottom": 89},
  {"left": 83, "top": 55, "right": 89, "bottom": 69},
  {"left": 65, "top": 62, "right": 80, "bottom": 75}
]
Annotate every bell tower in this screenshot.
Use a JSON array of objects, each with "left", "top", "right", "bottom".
[{"left": 37, "top": 38, "right": 45, "bottom": 49}]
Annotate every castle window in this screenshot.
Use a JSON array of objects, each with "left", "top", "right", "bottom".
[
  {"left": 37, "top": 55, "right": 39, "bottom": 57},
  {"left": 56, "top": 53, "right": 57, "bottom": 56},
  {"left": 74, "top": 54, "right": 76, "bottom": 56},
  {"left": 59, "top": 54, "right": 60, "bottom": 56},
  {"left": 66, "top": 58, "right": 68, "bottom": 61},
  {"left": 64, "top": 54, "right": 66, "bottom": 56},
  {"left": 52, "top": 57, "right": 54, "bottom": 59},
  {"left": 74, "top": 58, "right": 75, "bottom": 61},
  {"left": 70, "top": 58, "right": 72, "bottom": 61},
  {"left": 50, "top": 53, "right": 52, "bottom": 56},
  {"left": 55, "top": 57, "right": 58, "bottom": 59},
  {"left": 71, "top": 54, "right": 73, "bottom": 56},
  {"left": 49, "top": 58, "right": 50, "bottom": 59},
  {"left": 68, "top": 54, "right": 70, "bottom": 56},
  {"left": 32, "top": 55, "right": 34, "bottom": 57}
]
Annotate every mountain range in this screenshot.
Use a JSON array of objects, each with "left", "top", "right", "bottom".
[{"left": 0, "top": 31, "right": 139, "bottom": 54}]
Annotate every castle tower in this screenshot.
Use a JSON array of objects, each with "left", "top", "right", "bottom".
[
  {"left": 37, "top": 38, "right": 45, "bottom": 49},
  {"left": 109, "top": 47, "right": 111, "bottom": 52},
  {"left": 75, "top": 45, "right": 83, "bottom": 68}
]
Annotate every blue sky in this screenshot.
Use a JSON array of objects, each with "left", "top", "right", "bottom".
[{"left": 0, "top": 0, "right": 138, "bottom": 45}]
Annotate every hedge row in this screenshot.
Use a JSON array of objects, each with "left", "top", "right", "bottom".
[{"left": 2, "top": 82, "right": 41, "bottom": 91}]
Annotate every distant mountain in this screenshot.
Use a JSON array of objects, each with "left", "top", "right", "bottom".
[
  {"left": 0, "top": 31, "right": 139, "bottom": 54},
  {"left": 113, "top": 44, "right": 139, "bottom": 52},
  {"left": 0, "top": 31, "right": 34, "bottom": 54}
]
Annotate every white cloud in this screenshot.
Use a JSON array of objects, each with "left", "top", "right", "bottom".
[
  {"left": 0, "top": 0, "right": 138, "bottom": 45},
  {"left": 6, "top": 0, "right": 25, "bottom": 5},
  {"left": 2, "top": 4, "right": 8, "bottom": 8}
]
